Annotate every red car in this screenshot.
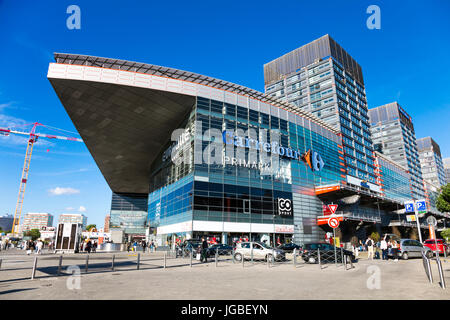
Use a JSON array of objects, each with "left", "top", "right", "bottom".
[{"left": 423, "top": 239, "right": 449, "bottom": 255}]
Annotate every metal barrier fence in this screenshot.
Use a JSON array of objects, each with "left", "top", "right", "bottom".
[{"left": 0, "top": 246, "right": 362, "bottom": 281}]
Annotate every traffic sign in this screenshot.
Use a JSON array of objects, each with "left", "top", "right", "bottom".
[
  {"left": 416, "top": 199, "right": 427, "bottom": 213},
  {"left": 328, "top": 204, "right": 338, "bottom": 215},
  {"left": 323, "top": 204, "right": 338, "bottom": 215},
  {"left": 328, "top": 216, "right": 340, "bottom": 229},
  {"left": 404, "top": 201, "right": 415, "bottom": 213},
  {"left": 426, "top": 216, "right": 437, "bottom": 227}
]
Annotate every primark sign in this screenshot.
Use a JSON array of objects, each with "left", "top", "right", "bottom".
[{"left": 163, "top": 121, "right": 325, "bottom": 174}]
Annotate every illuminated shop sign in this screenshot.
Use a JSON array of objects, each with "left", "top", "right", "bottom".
[{"left": 222, "top": 130, "right": 324, "bottom": 172}]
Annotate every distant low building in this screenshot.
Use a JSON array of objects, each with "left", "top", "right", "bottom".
[{"left": 0, "top": 214, "right": 14, "bottom": 233}]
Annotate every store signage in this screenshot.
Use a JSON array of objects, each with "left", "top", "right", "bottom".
[
  {"left": 360, "top": 180, "right": 370, "bottom": 189},
  {"left": 222, "top": 130, "right": 301, "bottom": 160},
  {"left": 278, "top": 198, "right": 292, "bottom": 216},
  {"left": 222, "top": 130, "right": 324, "bottom": 171}
]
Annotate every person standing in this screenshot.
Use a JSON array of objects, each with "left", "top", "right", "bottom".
[
  {"left": 351, "top": 236, "right": 359, "bottom": 258},
  {"left": 380, "top": 236, "right": 388, "bottom": 260},
  {"left": 86, "top": 240, "right": 92, "bottom": 254},
  {"left": 392, "top": 240, "right": 399, "bottom": 261},
  {"left": 142, "top": 240, "right": 147, "bottom": 253},
  {"left": 200, "top": 237, "right": 208, "bottom": 263},
  {"left": 365, "top": 237, "right": 374, "bottom": 260}
]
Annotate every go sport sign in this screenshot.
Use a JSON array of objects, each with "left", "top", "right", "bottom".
[
  {"left": 222, "top": 130, "right": 325, "bottom": 172},
  {"left": 165, "top": 122, "right": 325, "bottom": 174}
]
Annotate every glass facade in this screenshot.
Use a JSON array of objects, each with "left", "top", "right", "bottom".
[
  {"left": 110, "top": 193, "right": 148, "bottom": 234},
  {"left": 375, "top": 152, "right": 411, "bottom": 203},
  {"left": 148, "top": 96, "right": 343, "bottom": 245},
  {"left": 264, "top": 36, "right": 376, "bottom": 186},
  {"left": 369, "top": 102, "right": 425, "bottom": 200}
]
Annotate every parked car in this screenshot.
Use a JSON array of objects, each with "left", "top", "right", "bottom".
[
  {"left": 423, "top": 239, "right": 449, "bottom": 255},
  {"left": 206, "top": 244, "right": 233, "bottom": 257},
  {"left": 180, "top": 241, "right": 202, "bottom": 257},
  {"left": 277, "top": 243, "right": 302, "bottom": 253},
  {"left": 234, "top": 241, "right": 285, "bottom": 261},
  {"left": 390, "top": 239, "right": 433, "bottom": 260},
  {"left": 301, "top": 242, "right": 354, "bottom": 264}
]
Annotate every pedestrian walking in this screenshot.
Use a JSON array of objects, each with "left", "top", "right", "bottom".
[
  {"left": 380, "top": 236, "right": 388, "bottom": 260},
  {"left": 365, "top": 237, "right": 374, "bottom": 260},
  {"left": 142, "top": 240, "right": 147, "bottom": 253},
  {"left": 127, "top": 241, "right": 131, "bottom": 252}
]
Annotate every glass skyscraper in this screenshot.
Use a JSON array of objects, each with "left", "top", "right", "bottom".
[
  {"left": 369, "top": 102, "right": 425, "bottom": 200},
  {"left": 264, "top": 35, "right": 377, "bottom": 189},
  {"left": 416, "top": 137, "right": 446, "bottom": 188}
]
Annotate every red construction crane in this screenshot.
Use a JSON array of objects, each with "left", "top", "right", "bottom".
[{"left": 0, "top": 122, "right": 83, "bottom": 236}]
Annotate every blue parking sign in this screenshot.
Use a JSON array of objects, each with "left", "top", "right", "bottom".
[
  {"left": 415, "top": 199, "right": 427, "bottom": 212},
  {"left": 404, "top": 202, "right": 415, "bottom": 213}
]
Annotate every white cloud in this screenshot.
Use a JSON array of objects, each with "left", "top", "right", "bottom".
[
  {"left": 65, "top": 207, "right": 75, "bottom": 211},
  {"left": 78, "top": 206, "right": 86, "bottom": 212},
  {"left": 48, "top": 187, "right": 80, "bottom": 196}
]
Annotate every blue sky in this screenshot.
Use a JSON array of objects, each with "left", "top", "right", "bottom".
[{"left": 1, "top": 0, "right": 449, "bottom": 228}]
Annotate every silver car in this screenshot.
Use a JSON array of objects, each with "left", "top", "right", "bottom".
[
  {"left": 391, "top": 239, "right": 433, "bottom": 260},
  {"left": 234, "top": 241, "right": 285, "bottom": 261}
]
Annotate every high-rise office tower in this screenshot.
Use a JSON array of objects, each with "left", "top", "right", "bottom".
[
  {"left": 369, "top": 102, "right": 425, "bottom": 200},
  {"left": 416, "top": 137, "right": 446, "bottom": 188},
  {"left": 444, "top": 158, "right": 450, "bottom": 185},
  {"left": 264, "top": 34, "right": 377, "bottom": 189}
]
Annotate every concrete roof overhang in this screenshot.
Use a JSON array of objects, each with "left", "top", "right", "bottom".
[{"left": 48, "top": 78, "right": 194, "bottom": 194}]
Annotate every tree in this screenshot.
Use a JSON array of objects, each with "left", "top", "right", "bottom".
[
  {"left": 436, "top": 183, "right": 450, "bottom": 213},
  {"left": 24, "top": 229, "right": 41, "bottom": 241},
  {"left": 86, "top": 224, "right": 97, "bottom": 232},
  {"left": 441, "top": 228, "right": 450, "bottom": 242}
]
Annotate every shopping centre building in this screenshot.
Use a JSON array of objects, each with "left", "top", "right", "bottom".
[{"left": 47, "top": 50, "right": 449, "bottom": 246}]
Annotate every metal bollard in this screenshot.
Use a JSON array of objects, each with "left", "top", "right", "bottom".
[
  {"left": 215, "top": 249, "right": 218, "bottom": 268},
  {"left": 190, "top": 251, "right": 193, "bottom": 267},
  {"left": 272, "top": 249, "right": 275, "bottom": 267},
  {"left": 232, "top": 251, "right": 235, "bottom": 264},
  {"left": 341, "top": 247, "right": 344, "bottom": 267},
  {"left": 436, "top": 257, "right": 446, "bottom": 289},
  {"left": 251, "top": 247, "right": 254, "bottom": 264},
  {"left": 137, "top": 253, "right": 141, "bottom": 270},
  {"left": 57, "top": 255, "right": 63, "bottom": 276},
  {"left": 293, "top": 248, "right": 297, "bottom": 267},
  {"left": 318, "top": 248, "right": 321, "bottom": 270},
  {"left": 242, "top": 254, "right": 244, "bottom": 268},
  {"left": 31, "top": 256, "right": 38, "bottom": 280},
  {"left": 344, "top": 253, "right": 348, "bottom": 270},
  {"left": 85, "top": 254, "right": 89, "bottom": 273},
  {"left": 267, "top": 254, "right": 270, "bottom": 268},
  {"left": 164, "top": 252, "right": 167, "bottom": 269},
  {"left": 112, "top": 255, "right": 115, "bottom": 271},
  {"left": 0, "top": 258, "right": 2, "bottom": 270}
]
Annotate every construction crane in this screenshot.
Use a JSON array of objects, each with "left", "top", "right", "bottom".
[{"left": 0, "top": 122, "right": 83, "bottom": 236}]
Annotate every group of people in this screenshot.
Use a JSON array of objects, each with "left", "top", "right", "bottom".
[
  {"left": 352, "top": 235, "right": 399, "bottom": 261},
  {"left": 126, "top": 240, "right": 157, "bottom": 253},
  {"left": 24, "top": 239, "right": 44, "bottom": 255},
  {"left": 80, "top": 240, "right": 98, "bottom": 253}
]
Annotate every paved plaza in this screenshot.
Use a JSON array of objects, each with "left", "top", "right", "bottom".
[{"left": 0, "top": 249, "right": 449, "bottom": 300}]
